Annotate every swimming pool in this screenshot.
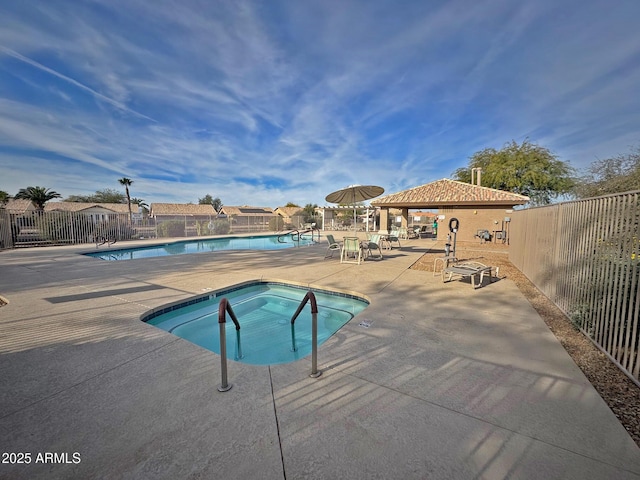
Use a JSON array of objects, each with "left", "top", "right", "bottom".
[
  {"left": 143, "top": 281, "right": 369, "bottom": 365},
  {"left": 85, "top": 233, "right": 317, "bottom": 260}
]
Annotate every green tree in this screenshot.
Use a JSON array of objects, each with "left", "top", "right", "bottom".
[
  {"left": 198, "top": 194, "right": 223, "bottom": 212},
  {"left": 64, "top": 194, "right": 93, "bottom": 202},
  {"left": 0, "top": 190, "right": 10, "bottom": 206},
  {"left": 64, "top": 189, "right": 126, "bottom": 203},
  {"left": 118, "top": 177, "right": 134, "bottom": 222},
  {"left": 575, "top": 145, "right": 640, "bottom": 198},
  {"left": 302, "top": 203, "right": 318, "bottom": 224},
  {"left": 285, "top": 202, "right": 300, "bottom": 207},
  {"left": 14, "top": 186, "right": 61, "bottom": 211},
  {"left": 199, "top": 194, "right": 213, "bottom": 205},
  {"left": 452, "top": 140, "right": 576, "bottom": 205}
]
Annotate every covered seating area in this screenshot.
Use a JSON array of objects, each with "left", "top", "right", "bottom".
[{"left": 371, "top": 178, "right": 529, "bottom": 243}]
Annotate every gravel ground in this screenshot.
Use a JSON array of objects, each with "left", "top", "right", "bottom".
[{"left": 411, "top": 242, "right": 640, "bottom": 447}]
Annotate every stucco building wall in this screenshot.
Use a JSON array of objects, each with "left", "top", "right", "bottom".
[{"left": 435, "top": 206, "right": 513, "bottom": 243}]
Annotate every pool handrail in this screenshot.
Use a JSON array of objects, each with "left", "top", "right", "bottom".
[
  {"left": 290, "top": 291, "right": 322, "bottom": 378},
  {"left": 217, "top": 298, "right": 242, "bottom": 392},
  {"left": 95, "top": 234, "right": 117, "bottom": 248},
  {"left": 277, "top": 227, "right": 320, "bottom": 244}
]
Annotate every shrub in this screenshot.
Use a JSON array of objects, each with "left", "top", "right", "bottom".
[
  {"left": 269, "top": 216, "right": 285, "bottom": 231},
  {"left": 210, "top": 220, "right": 230, "bottom": 235},
  {"left": 157, "top": 220, "right": 185, "bottom": 238}
]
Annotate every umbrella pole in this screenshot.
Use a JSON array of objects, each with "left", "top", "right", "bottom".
[{"left": 353, "top": 205, "right": 357, "bottom": 232}]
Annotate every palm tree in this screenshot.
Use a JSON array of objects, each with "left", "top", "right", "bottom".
[
  {"left": 14, "top": 186, "right": 61, "bottom": 211},
  {"left": 118, "top": 177, "right": 133, "bottom": 222},
  {"left": 130, "top": 197, "right": 149, "bottom": 215}
]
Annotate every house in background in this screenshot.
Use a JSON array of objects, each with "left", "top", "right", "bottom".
[
  {"left": 273, "top": 206, "right": 304, "bottom": 229},
  {"left": 45, "top": 202, "right": 131, "bottom": 222},
  {"left": 218, "top": 206, "right": 275, "bottom": 233},
  {"left": 149, "top": 203, "right": 218, "bottom": 237},
  {"left": 149, "top": 203, "right": 217, "bottom": 221},
  {"left": 2, "top": 201, "right": 138, "bottom": 246},
  {"left": 3, "top": 199, "right": 38, "bottom": 215}
]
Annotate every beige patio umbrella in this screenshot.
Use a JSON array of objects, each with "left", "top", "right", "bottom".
[{"left": 325, "top": 184, "right": 384, "bottom": 232}]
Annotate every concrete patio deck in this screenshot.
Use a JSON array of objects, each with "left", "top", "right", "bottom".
[{"left": 1, "top": 236, "right": 639, "bottom": 479}]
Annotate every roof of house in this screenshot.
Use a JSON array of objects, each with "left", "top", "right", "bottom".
[
  {"left": 219, "top": 206, "right": 275, "bottom": 216},
  {"left": 3, "top": 200, "right": 133, "bottom": 214},
  {"left": 44, "top": 202, "right": 131, "bottom": 213},
  {"left": 3, "top": 199, "right": 36, "bottom": 213},
  {"left": 371, "top": 179, "right": 530, "bottom": 208},
  {"left": 274, "top": 206, "right": 303, "bottom": 218},
  {"left": 150, "top": 203, "right": 217, "bottom": 216}
]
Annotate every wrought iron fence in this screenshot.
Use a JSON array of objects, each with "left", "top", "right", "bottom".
[
  {"left": 0, "top": 211, "right": 281, "bottom": 249},
  {"left": 509, "top": 191, "right": 640, "bottom": 384}
]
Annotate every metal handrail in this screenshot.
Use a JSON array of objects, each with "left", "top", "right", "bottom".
[
  {"left": 290, "top": 291, "right": 322, "bottom": 378},
  {"left": 277, "top": 227, "right": 320, "bottom": 244},
  {"left": 277, "top": 229, "right": 300, "bottom": 243},
  {"left": 300, "top": 226, "right": 321, "bottom": 243},
  {"left": 217, "top": 298, "right": 242, "bottom": 392},
  {"left": 95, "top": 234, "right": 117, "bottom": 248}
]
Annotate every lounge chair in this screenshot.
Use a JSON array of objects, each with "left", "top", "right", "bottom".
[
  {"left": 363, "top": 234, "right": 383, "bottom": 260},
  {"left": 340, "top": 237, "right": 363, "bottom": 264},
  {"left": 442, "top": 261, "right": 494, "bottom": 288},
  {"left": 325, "top": 234, "right": 341, "bottom": 259}
]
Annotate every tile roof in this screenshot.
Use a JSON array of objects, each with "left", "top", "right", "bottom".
[
  {"left": 44, "top": 202, "right": 131, "bottom": 213},
  {"left": 372, "top": 179, "right": 529, "bottom": 208},
  {"left": 3, "top": 200, "right": 133, "bottom": 213},
  {"left": 3, "top": 199, "right": 36, "bottom": 213},
  {"left": 274, "top": 206, "right": 303, "bottom": 217},
  {"left": 219, "top": 206, "right": 275, "bottom": 216},
  {"left": 150, "top": 203, "right": 217, "bottom": 215}
]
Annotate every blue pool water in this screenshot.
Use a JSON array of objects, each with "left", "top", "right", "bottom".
[
  {"left": 85, "top": 233, "right": 317, "bottom": 260},
  {"left": 143, "top": 282, "right": 369, "bottom": 365}
]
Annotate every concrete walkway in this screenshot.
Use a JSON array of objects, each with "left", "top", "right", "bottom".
[{"left": 1, "top": 236, "right": 639, "bottom": 479}]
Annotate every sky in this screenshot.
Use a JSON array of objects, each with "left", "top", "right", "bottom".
[{"left": 1, "top": 0, "right": 639, "bottom": 208}]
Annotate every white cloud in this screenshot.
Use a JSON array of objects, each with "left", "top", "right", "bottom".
[{"left": 1, "top": 0, "right": 638, "bottom": 206}]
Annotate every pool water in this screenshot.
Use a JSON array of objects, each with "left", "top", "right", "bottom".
[
  {"left": 143, "top": 282, "right": 369, "bottom": 365},
  {"left": 85, "top": 233, "right": 317, "bottom": 260}
]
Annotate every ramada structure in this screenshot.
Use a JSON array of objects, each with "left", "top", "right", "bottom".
[{"left": 372, "top": 178, "right": 530, "bottom": 243}]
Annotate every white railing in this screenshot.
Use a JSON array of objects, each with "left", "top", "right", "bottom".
[{"left": 0, "top": 211, "right": 286, "bottom": 249}]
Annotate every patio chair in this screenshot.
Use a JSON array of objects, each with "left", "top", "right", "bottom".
[
  {"left": 325, "top": 234, "right": 341, "bottom": 259},
  {"left": 387, "top": 232, "right": 401, "bottom": 249},
  {"left": 341, "top": 237, "right": 363, "bottom": 264},
  {"left": 363, "top": 234, "right": 383, "bottom": 260}
]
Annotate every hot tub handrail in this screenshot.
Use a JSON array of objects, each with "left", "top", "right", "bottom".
[
  {"left": 290, "top": 291, "right": 322, "bottom": 378},
  {"left": 219, "top": 298, "right": 241, "bottom": 330},
  {"left": 290, "top": 290, "right": 318, "bottom": 324},
  {"left": 217, "top": 298, "right": 242, "bottom": 392}
]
